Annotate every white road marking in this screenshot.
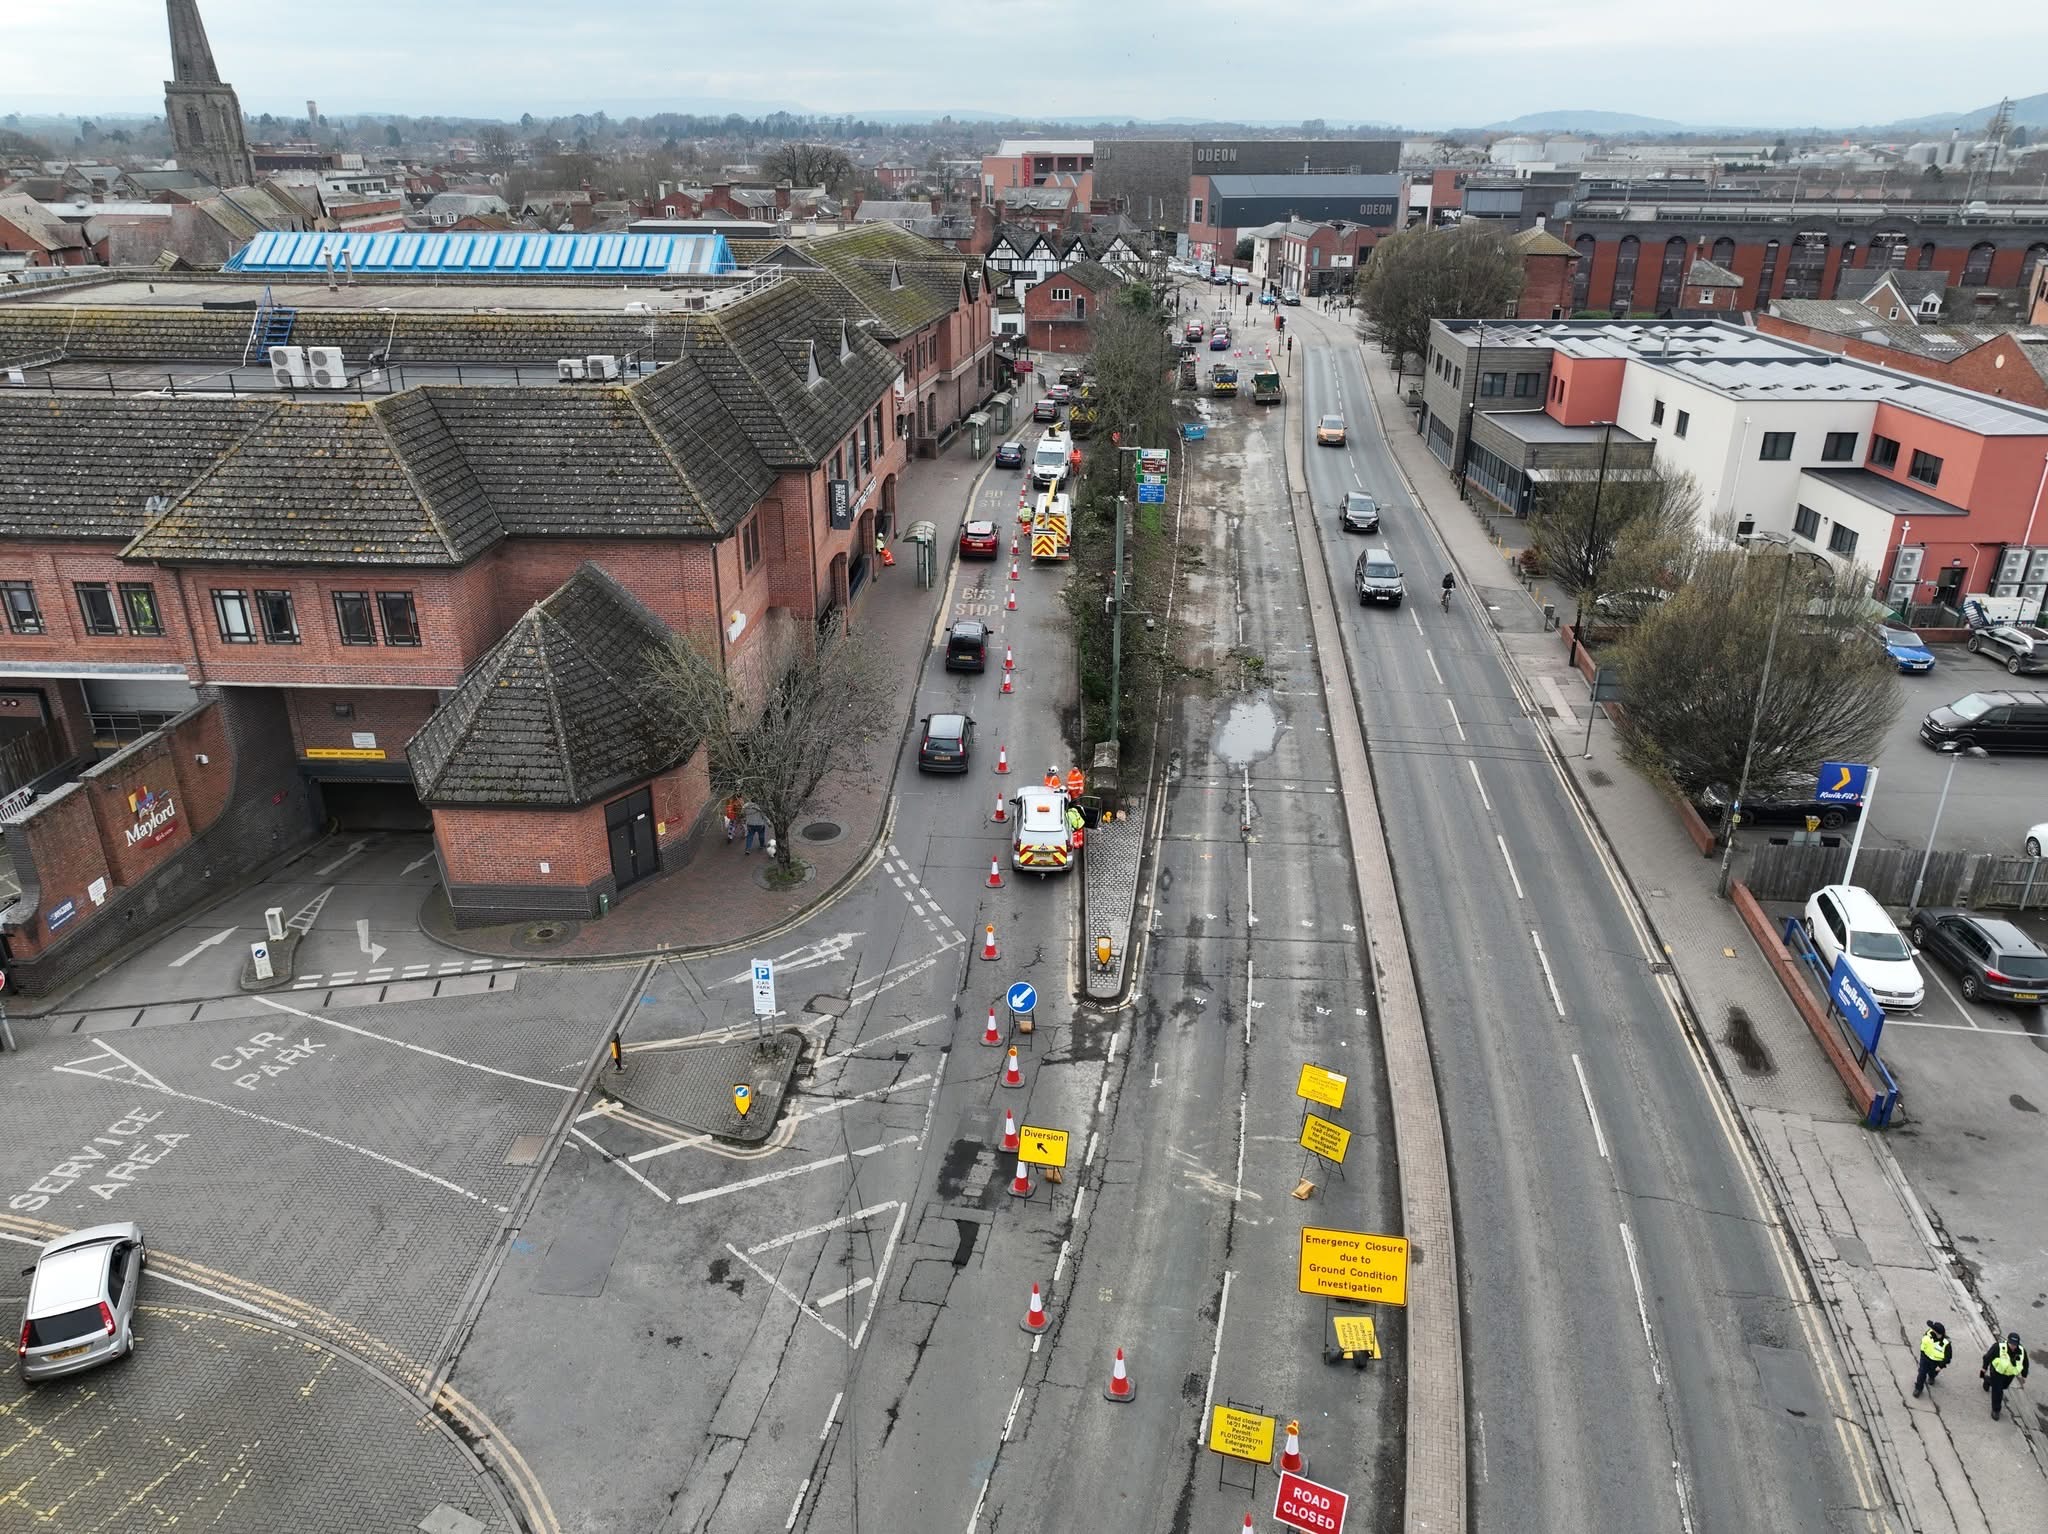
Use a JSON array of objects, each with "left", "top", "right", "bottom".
[
  {"left": 254, "top": 994, "right": 573, "bottom": 1093},
  {"left": 785, "top": 1482, "right": 810, "bottom": 1532},
  {"left": 1570, "top": 1054, "right": 1611, "bottom": 1161},
  {"left": 1199, "top": 1269, "right": 1236, "bottom": 1443},
  {"left": 821, "top": 1392, "right": 842, "bottom": 1439},
  {"left": 1496, "top": 835, "right": 1526, "bottom": 899},
  {"left": 315, "top": 838, "right": 370, "bottom": 876},
  {"left": 1150, "top": 1062, "right": 1161, "bottom": 1087},
  {"left": 1467, "top": 760, "right": 1492, "bottom": 814},
  {"left": 850, "top": 1201, "right": 908, "bottom": 1351},
  {"left": 1410, "top": 608, "right": 1425, "bottom": 637},
  {"left": 1530, "top": 929, "right": 1565, "bottom": 1018},
  {"left": 722, "top": 1242, "right": 849, "bottom": 1343},
  {"left": 285, "top": 885, "right": 333, "bottom": 934},
  {"left": 815, "top": 1013, "right": 947, "bottom": 1068},
  {"left": 402, "top": 851, "right": 438, "bottom": 876},
  {"left": 1617, "top": 1220, "right": 1662, "bottom": 1385},
  {"left": 1882, "top": 1014, "right": 2044, "bottom": 1037},
  {"left": 711, "top": 932, "right": 863, "bottom": 987},
  {"left": 1426, "top": 650, "right": 1444, "bottom": 687},
  {"left": 746, "top": 1200, "right": 898, "bottom": 1257},
  {"left": 1445, "top": 697, "right": 1466, "bottom": 741},
  {"left": 1084, "top": 1131, "right": 1099, "bottom": 1166},
  {"left": 1001, "top": 1385, "right": 1026, "bottom": 1441},
  {"left": 1918, "top": 964, "right": 1976, "bottom": 1026},
  {"left": 571, "top": 1128, "right": 673, "bottom": 1203},
  {"left": 670, "top": 1134, "right": 920, "bottom": 1207},
  {"left": 625, "top": 1130, "right": 712, "bottom": 1164},
  {"left": 355, "top": 918, "right": 387, "bottom": 967},
  {"left": 167, "top": 927, "right": 237, "bottom": 969},
  {"left": 1234, "top": 1090, "right": 1248, "bottom": 1202}
]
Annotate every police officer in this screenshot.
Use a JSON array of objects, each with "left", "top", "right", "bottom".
[
  {"left": 1912, "top": 1320, "right": 1952, "bottom": 1397},
  {"left": 1982, "top": 1332, "right": 2029, "bottom": 1419}
]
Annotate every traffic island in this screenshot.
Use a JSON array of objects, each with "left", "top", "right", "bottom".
[
  {"left": 600, "top": 1030, "right": 804, "bottom": 1142},
  {"left": 237, "top": 929, "right": 299, "bottom": 992}
]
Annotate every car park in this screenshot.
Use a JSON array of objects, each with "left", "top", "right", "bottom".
[
  {"left": 994, "top": 440, "right": 1024, "bottom": 470},
  {"left": 1965, "top": 622, "right": 2048, "bottom": 675},
  {"left": 958, "top": 520, "right": 1000, "bottom": 560},
  {"left": 16, "top": 1222, "right": 146, "bottom": 1381},
  {"left": 944, "top": 619, "right": 989, "bottom": 671},
  {"left": 1338, "top": 492, "right": 1380, "bottom": 534},
  {"left": 1033, "top": 396, "right": 1060, "bottom": 422},
  {"left": 1805, "top": 884, "right": 1924, "bottom": 1010},
  {"left": 1692, "top": 782, "right": 1863, "bottom": 833},
  {"left": 1317, "top": 414, "right": 1347, "bottom": 446},
  {"left": 916, "top": 712, "right": 975, "bottom": 772},
  {"left": 1875, "top": 621, "right": 1936, "bottom": 673},
  {"left": 1919, "top": 690, "right": 2048, "bottom": 753},
  {"left": 1592, "top": 588, "right": 1670, "bottom": 624},
  {"left": 1906, "top": 908, "right": 2048, "bottom": 1005},
  {"left": 1355, "top": 547, "right": 1405, "bottom": 607}
]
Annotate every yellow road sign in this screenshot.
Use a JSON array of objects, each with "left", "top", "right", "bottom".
[
  {"left": 1299, "top": 1113, "right": 1352, "bottom": 1164},
  {"left": 1017, "top": 1124, "right": 1069, "bottom": 1167},
  {"left": 1331, "top": 1314, "right": 1381, "bottom": 1358},
  {"left": 1207, "top": 1404, "right": 1276, "bottom": 1463},
  {"left": 733, "top": 1084, "right": 753, "bottom": 1117},
  {"left": 1296, "top": 1063, "right": 1348, "bottom": 1110},
  {"left": 1298, "top": 1226, "right": 1409, "bottom": 1306},
  {"left": 304, "top": 746, "right": 387, "bottom": 761}
]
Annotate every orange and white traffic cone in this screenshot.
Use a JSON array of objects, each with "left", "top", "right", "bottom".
[
  {"left": 1002, "top": 1046, "right": 1024, "bottom": 1088},
  {"left": 982, "top": 923, "right": 1000, "bottom": 961},
  {"left": 1103, "top": 1347, "right": 1136, "bottom": 1402},
  {"left": 1009, "top": 561, "right": 1020, "bottom": 582},
  {"left": 987, "top": 856, "right": 1004, "bottom": 889},
  {"left": 1000, "top": 1107, "right": 1020, "bottom": 1151},
  {"left": 995, "top": 747, "right": 1010, "bottom": 775},
  {"left": 1004, "top": 646, "right": 1015, "bottom": 671},
  {"left": 1000, "top": 671, "right": 1014, "bottom": 695},
  {"left": 1021, "top": 1281, "right": 1050, "bottom": 1333},
  {"left": 983, "top": 1007, "right": 1002, "bottom": 1046},
  {"left": 993, "top": 793, "right": 1007, "bottom": 823},
  {"left": 1280, "top": 1420, "right": 1303, "bottom": 1474},
  {"left": 1006, "top": 587, "right": 1017, "bottom": 611},
  {"left": 1009, "top": 1157, "right": 1033, "bottom": 1198}
]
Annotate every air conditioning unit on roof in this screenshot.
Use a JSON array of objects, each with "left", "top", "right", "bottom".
[
  {"left": 586, "top": 354, "right": 620, "bottom": 381},
  {"left": 269, "top": 345, "right": 308, "bottom": 388},
  {"left": 558, "top": 357, "right": 588, "bottom": 382},
  {"left": 304, "top": 347, "right": 346, "bottom": 388}
]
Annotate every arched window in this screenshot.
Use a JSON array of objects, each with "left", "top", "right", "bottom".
[
  {"left": 1611, "top": 236, "right": 1640, "bottom": 316},
  {"left": 1757, "top": 238, "right": 1783, "bottom": 300},
  {"left": 1572, "top": 235, "right": 1595, "bottom": 312},
  {"left": 1918, "top": 241, "right": 1938, "bottom": 270},
  {"left": 1656, "top": 235, "right": 1689, "bottom": 312},
  {"left": 1832, "top": 241, "right": 1858, "bottom": 296},
  {"left": 185, "top": 106, "right": 204, "bottom": 146},
  {"left": 1712, "top": 236, "right": 1736, "bottom": 266},
  {"left": 1962, "top": 241, "right": 1996, "bottom": 286},
  {"left": 2026, "top": 242, "right": 2048, "bottom": 277}
]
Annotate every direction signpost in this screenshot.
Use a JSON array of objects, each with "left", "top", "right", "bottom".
[
  {"left": 750, "top": 958, "right": 777, "bottom": 1020},
  {"left": 1016, "top": 1124, "right": 1069, "bottom": 1168}
]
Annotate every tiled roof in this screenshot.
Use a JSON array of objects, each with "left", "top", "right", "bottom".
[
  {"left": 797, "top": 224, "right": 980, "bottom": 339},
  {"left": 1054, "top": 258, "right": 1122, "bottom": 295},
  {"left": 408, "top": 562, "right": 685, "bottom": 808},
  {"left": 1683, "top": 257, "right": 1743, "bottom": 288},
  {"left": 1513, "top": 226, "right": 1580, "bottom": 260},
  {"left": 1852, "top": 268, "right": 1948, "bottom": 309}
]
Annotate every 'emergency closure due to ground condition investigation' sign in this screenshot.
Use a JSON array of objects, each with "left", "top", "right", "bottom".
[{"left": 1297, "top": 1226, "right": 1409, "bottom": 1306}]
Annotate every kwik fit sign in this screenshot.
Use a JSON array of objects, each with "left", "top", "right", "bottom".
[{"left": 125, "top": 784, "right": 179, "bottom": 848}]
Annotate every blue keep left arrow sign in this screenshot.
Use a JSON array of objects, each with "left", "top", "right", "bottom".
[{"left": 1006, "top": 982, "right": 1037, "bottom": 1015}]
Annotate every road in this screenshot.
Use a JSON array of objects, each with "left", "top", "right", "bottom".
[{"left": 1291, "top": 307, "right": 1886, "bottom": 1533}]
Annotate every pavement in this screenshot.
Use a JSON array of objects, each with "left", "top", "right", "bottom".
[{"left": 1342, "top": 320, "right": 2048, "bottom": 1531}]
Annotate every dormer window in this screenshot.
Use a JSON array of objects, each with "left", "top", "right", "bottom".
[
  {"left": 804, "top": 340, "right": 823, "bottom": 388},
  {"left": 888, "top": 261, "right": 903, "bottom": 291},
  {"left": 839, "top": 319, "right": 852, "bottom": 362}
]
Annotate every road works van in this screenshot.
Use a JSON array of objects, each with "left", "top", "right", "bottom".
[{"left": 1011, "top": 787, "right": 1075, "bottom": 875}]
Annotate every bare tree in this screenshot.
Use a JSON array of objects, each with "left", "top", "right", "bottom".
[
  {"left": 1079, "top": 285, "right": 1178, "bottom": 503},
  {"left": 761, "top": 142, "right": 856, "bottom": 194},
  {"left": 643, "top": 617, "right": 893, "bottom": 879},
  {"left": 1352, "top": 222, "right": 1525, "bottom": 381},
  {"left": 1529, "top": 462, "right": 1703, "bottom": 630},
  {"left": 1615, "top": 547, "right": 1900, "bottom": 800}
]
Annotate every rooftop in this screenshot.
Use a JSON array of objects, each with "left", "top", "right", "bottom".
[
  {"left": 224, "top": 229, "right": 736, "bottom": 278},
  {"left": 1800, "top": 465, "right": 1971, "bottom": 518},
  {"left": 993, "top": 140, "right": 1093, "bottom": 159},
  {"left": 1481, "top": 410, "right": 1648, "bottom": 447},
  {"left": 1204, "top": 174, "right": 1402, "bottom": 199}
]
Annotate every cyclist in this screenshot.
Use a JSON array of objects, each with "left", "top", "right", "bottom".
[{"left": 1440, "top": 570, "right": 1456, "bottom": 611}]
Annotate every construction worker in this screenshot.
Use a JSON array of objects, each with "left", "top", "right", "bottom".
[
  {"left": 1912, "top": 1320, "right": 1952, "bottom": 1397},
  {"left": 1982, "top": 1332, "right": 2029, "bottom": 1419},
  {"left": 1066, "top": 801, "right": 1086, "bottom": 849},
  {"left": 1044, "top": 766, "right": 1060, "bottom": 791},
  {"left": 1065, "top": 766, "right": 1085, "bottom": 799}
]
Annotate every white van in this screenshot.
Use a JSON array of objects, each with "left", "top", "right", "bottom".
[
  {"left": 1805, "top": 884, "right": 1923, "bottom": 1010},
  {"left": 1031, "top": 433, "right": 1070, "bottom": 488},
  {"left": 1011, "top": 787, "right": 1075, "bottom": 875}
]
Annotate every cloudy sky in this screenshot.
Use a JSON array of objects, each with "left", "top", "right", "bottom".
[{"left": 5, "top": 0, "right": 2041, "bottom": 128}]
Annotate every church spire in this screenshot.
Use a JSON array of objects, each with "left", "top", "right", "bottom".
[
  {"left": 166, "top": 0, "right": 222, "bottom": 85},
  {"left": 163, "top": 0, "right": 253, "bottom": 188}
]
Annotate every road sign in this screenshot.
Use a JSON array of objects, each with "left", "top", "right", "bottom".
[
  {"left": 1207, "top": 1404, "right": 1276, "bottom": 1463},
  {"left": 1137, "top": 482, "right": 1166, "bottom": 504},
  {"left": 1298, "top": 1227, "right": 1409, "bottom": 1305},
  {"left": 1828, "top": 955, "right": 1885, "bottom": 1054},
  {"left": 1330, "top": 1314, "right": 1380, "bottom": 1358},
  {"left": 1295, "top": 1063, "right": 1348, "bottom": 1110},
  {"left": 1299, "top": 1113, "right": 1352, "bottom": 1164},
  {"left": 1274, "top": 1470, "right": 1349, "bottom": 1534},
  {"left": 250, "top": 941, "right": 272, "bottom": 982},
  {"left": 1017, "top": 1124, "right": 1069, "bottom": 1167},
  {"left": 733, "top": 1084, "right": 754, "bottom": 1117},
  {"left": 750, "top": 958, "right": 777, "bottom": 1018},
  {"left": 1138, "top": 447, "right": 1170, "bottom": 476},
  {"left": 1006, "top": 981, "right": 1037, "bottom": 1016},
  {"left": 1816, "top": 761, "right": 1869, "bottom": 804}
]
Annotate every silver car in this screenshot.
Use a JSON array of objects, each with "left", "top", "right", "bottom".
[{"left": 17, "top": 1221, "right": 145, "bottom": 1380}]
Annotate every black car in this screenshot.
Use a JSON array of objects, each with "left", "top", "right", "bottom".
[
  {"left": 1692, "top": 782, "right": 1863, "bottom": 833},
  {"left": 1339, "top": 492, "right": 1380, "bottom": 534},
  {"left": 1920, "top": 691, "right": 2048, "bottom": 753},
  {"left": 944, "top": 619, "right": 989, "bottom": 672},
  {"left": 1032, "top": 397, "right": 1060, "bottom": 422},
  {"left": 994, "top": 440, "right": 1024, "bottom": 470},
  {"left": 1907, "top": 908, "right": 2048, "bottom": 1005},
  {"left": 916, "top": 713, "right": 975, "bottom": 773}
]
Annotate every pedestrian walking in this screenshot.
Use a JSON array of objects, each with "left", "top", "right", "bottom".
[
  {"left": 1911, "top": 1320, "right": 1952, "bottom": 1397},
  {"left": 723, "top": 794, "right": 743, "bottom": 846},
  {"left": 742, "top": 801, "right": 769, "bottom": 856},
  {"left": 1982, "top": 1332, "right": 2029, "bottom": 1419}
]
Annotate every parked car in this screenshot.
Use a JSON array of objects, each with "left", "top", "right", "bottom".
[
  {"left": 1907, "top": 908, "right": 2048, "bottom": 1005},
  {"left": 1258, "top": 291, "right": 1277, "bottom": 305},
  {"left": 1875, "top": 621, "right": 1936, "bottom": 673},
  {"left": 994, "top": 440, "right": 1024, "bottom": 470},
  {"left": 916, "top": 712, "right": 975, "bottom": 772},
  {"left": 1805, "top": 884, "right": 1924, "bottom": 1011},
  {"left": 16, "top": 1222, "right": 146, "bottom": 1381},
  {"left": 1354, "top": 547, "right": 1404, "bottom": 607},
  {"left": 1338, "top": 492, "right": 1380, "bottom": 534},
  {"left": 1592, "top": 588, "right": 1671, "bottom": 624},
  {"left": 958, "top": 519, "right": 1000, "bottom": 560},
  {"left": 2028, "top": 822, "right": 2048, "bottom": 857},
  {"left": 1057, "top": 366, "right": 1084, "bottom": 386},
  {"left": 944, "top": 619, "right": 989, "bottom": 672},
  {"left": 1966, "top": 622, "right": 2048, "bottom": 675},
  {"left": 1919, "top": 690, "right": 2048, "bottom": 753},
  {"left": 1033, "top": 396, "right": 1060, "bottom": 422},
  {"left": 1317, "top": 414, "right": 1347, "bottom": 446},
  {"left": 1692, "top": 782, "right": 1863, "bottom": 833}
]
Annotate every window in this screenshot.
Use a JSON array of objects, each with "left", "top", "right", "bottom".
[
  {"left": 741, "top": 514, "right": 763, "bottom": 573},
  {"left": 376, "top": 591, "right": 420, "bottom": 646},
  {"left": 1651, "top": 398, "right": 1666, "bottom": 426},
  {"left": 119, "top": 583, "right": 162, "bottom": 636},
  {"left": 1479, "top": 371, "right": 1506, "bottom": 397},
  {"left": 1075, "top": 295, "right": 1086, "bottom": 320},
  {"left": 1, "top": 580, "right": 42, "bottom": 634},
  {"left": 875, "top": 403, "right": 885, "bottom": 445},
  {"left": 1759, "top": 432, "right": 1794, "bottom": 461},
  {"left": 859, "top": 421, "right": 872, "bottom": 474},
  {"left": 256, "top": 589, "right": 298, "bottom": 643},
  {"left": 1828, "top": 524, "right": 1859, "bottom": 557},
  {"left": 1821, "top": 431, "right": 1858, "bottom": 462},
  {"left": 333, "top": 590, "right": 376, "bottom": 645},
  {"left": 1909, "top": 449, "right": 1943, "bottom": 487},
  {"left": 1870, "top": 434, "right": 1901, "bottom": 469},
  {"left": 1793, "top": 505, "right": 1821, "bottom": 540},
  {"left": 76, "top": 582, "right": 122, "bottom": 637},
  {"left": 1512, "top": 372, "right": 1538, "bottom": 398},
  {"left": 832, "top": 448, "right": 844, "bottom": 481},
  {"left": 211, "top": 588, "right": 256, "bottom": 644},
  {"left": 1050, "top": 286, "right": 1072, "bottom": 302},
  {"left": 1451, "top": 366, "right": 1461, "bottom": 389},
  {"left": 1674, "top": 410, "right": 1689, "bottom": 438}
]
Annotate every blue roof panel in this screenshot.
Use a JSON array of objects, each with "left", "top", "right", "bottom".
[{"left": 224, "top": 228, "right": 737, "bottom": 277}]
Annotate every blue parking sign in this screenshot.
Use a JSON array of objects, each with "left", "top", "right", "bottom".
[{"left": 1815, "top": 762, "right": 1868, "bottom": 804}]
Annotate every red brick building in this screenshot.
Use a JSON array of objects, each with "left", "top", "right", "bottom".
[
  {"left": 0, "top": 192, "right": 92, "bottom": 266},
  {"left": 1023, "top": 260, "right": 1122, "bottom": 353},
  {"left": 1508, "top": 226, "right": 1578, "bottom": 319}
]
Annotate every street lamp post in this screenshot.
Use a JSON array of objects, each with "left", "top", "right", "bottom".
[{"left": 1910, "top": 747, "right": 1988, "bottom": 907}]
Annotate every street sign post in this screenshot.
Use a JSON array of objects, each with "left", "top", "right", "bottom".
[
  {"left": 1815, "top": 761, "right": 1869, "bottom": 804},
  {"left": 1299, "top": 1113, "right": 1352, "bottom": 1164},
  {"left": 1006, "top": 981, "right": 1037, "bottom": 1018},
  {"left": 1017, "top": 1124, "right": 1069, "bottom": 1167},
  {"left": 1295, "top": 1064, "right": 1348, "bottom": 1110},
  {"left": 250, "top": 940, "right": 273, "bottom": 982},
  {"left": 1298, "top": 1227, "right": 1410, "bottom": 1305},
  {"left": 733, "top": 1084, "right": 753, "bottom": 1118},
  {"left": 1136, "top": 482, "right": 1166, "bottom": 504},
  {"left": 1208, "top": 1404, "right": 1277, "bottom": 1464},
  {"left": 750, "top": 958, "right": 777, "bottom": 1019},
  {"left": 1274, "top": 1470, "right": 1349, "bottom": 1534}
]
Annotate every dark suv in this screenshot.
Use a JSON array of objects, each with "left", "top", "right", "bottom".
[
  {"left": 1907, "top": 909, "right": 2048, "bottom": 1005},
  {"left": 945, "top": 619, "right": 989, "bottom": 672},
  {"left": 916, "top": 713, "right": 974, "bottom": 773},
  {"left": 1919, "top": 690, "right": 2048, "bottom": 753}
]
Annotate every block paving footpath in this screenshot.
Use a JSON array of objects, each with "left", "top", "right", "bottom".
[{"left": 1350, "top": 336, "right": 2048, "bottom": 1534}]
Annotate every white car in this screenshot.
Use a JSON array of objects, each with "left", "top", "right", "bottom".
[
  {"left": 1805, "top": 884, "right": 1924, "bottom": 1011},
  {"left": 2027, "top": 823, "right": 2048, "bottom": 858}
]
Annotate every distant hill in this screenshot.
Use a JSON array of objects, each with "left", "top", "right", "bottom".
[
  {"left": 1865, "top": 90, "right": 2048, "bottom": 135},
  {"left": 1481, "top": 110, "right": 1689, "bottom": 135}
]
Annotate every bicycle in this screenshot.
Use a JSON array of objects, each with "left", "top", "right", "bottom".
[{"left": 1440, "top": 582, "right": 1454, "bottom": 613}]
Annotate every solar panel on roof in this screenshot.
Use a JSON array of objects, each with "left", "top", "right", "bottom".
[{"left": 224, "top": 228, "right": 736, "bottom": 277}]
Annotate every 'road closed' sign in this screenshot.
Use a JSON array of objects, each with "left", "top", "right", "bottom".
[
  {"left": 1297, "top": 1226, "right": 1409, "bottom": 1305},
  {"left": 1274, "top": 1469, "right": 1349, "bottom": 1534}
]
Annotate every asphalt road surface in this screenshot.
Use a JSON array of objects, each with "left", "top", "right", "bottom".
[{"left": 1291, "top": 313, "right": 1887, "bottom": 1534}]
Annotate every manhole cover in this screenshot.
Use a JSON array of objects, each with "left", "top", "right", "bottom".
[
  {"left": 800, "top": 820, "right": 843, "bottom": 843},
  {"left": 504, "top": 1133, "right": 547, "bottom": 1166},
  {"left": 516, "top": 919, "right": 580, "bottom": 949}
]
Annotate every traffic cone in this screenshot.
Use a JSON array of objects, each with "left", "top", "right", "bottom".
[
  {"left": 987, "top": 856, "right": 1004, "bottom": 889},
  {"left": 1280, "top": 1420, "right": 1303, "bottom": 1474},
  {"left": 1002, "top": 1046, "right": 1024, "bottom": 1088},
  {"left": 982, "top": 923, "right": 1000, "bottom": 961},
  {"left": 995, "top": 747, "right": 1009, "bottom": 775},
  {"left": 1006, "top": 587, "right": 1017, "bottom": 611},
  {"left": 983, "top": 1006, "right": 1002, "bottom": 1046},
  {"left": 1003, "top": 646, "right": 1015, "bottom": 671},
  {"left": 1000, "top": 1107, "right": 1020, "bottom": 1151},
  {"left": 1009, "top": 1157, "right": 1033, "bottom": 1198},
  {"left": 993, "top": 793, "right": 1007, "bottom": 823},
  {"left": 1103, "top": 1347, "right": 1136, "bottom": 1402},
  {"left": 1009, "top": 561, "right": 1020, "bottom": 582},
  {"left": 1021, "top": 1280, "right": 1049, "bottom": 1333},
  {"left": 1000, "top": 671, "right": 1014, "bottom": 696}
]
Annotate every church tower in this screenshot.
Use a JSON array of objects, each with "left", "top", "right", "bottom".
[{"left": 164, "top": 0, "right": 255, "bottom": 189}]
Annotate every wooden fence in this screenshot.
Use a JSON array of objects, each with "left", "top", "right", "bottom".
[{"left": 1742, "top": 841, "right": 2048, "bottom": 909}]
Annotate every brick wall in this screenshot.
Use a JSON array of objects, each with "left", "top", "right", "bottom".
[
  {"left": 1755, "top": 314, "right": 2048, "bottom": 410},
  {"left": 284, "top": 686, "right": 440, "bottom": 763},
  {"left": 173, "top": 565, "right": 475, "bottom": 689},
  {"left": 0, "top": 541, "right": 190, "bottom": 673},
  {"left": 1518, "top": 253, "right": 1576, "bottom": 321}
]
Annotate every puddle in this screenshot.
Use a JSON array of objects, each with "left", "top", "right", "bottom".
[{"left": 1213, "top": 692, "right": 1279, "bottom": 765}]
